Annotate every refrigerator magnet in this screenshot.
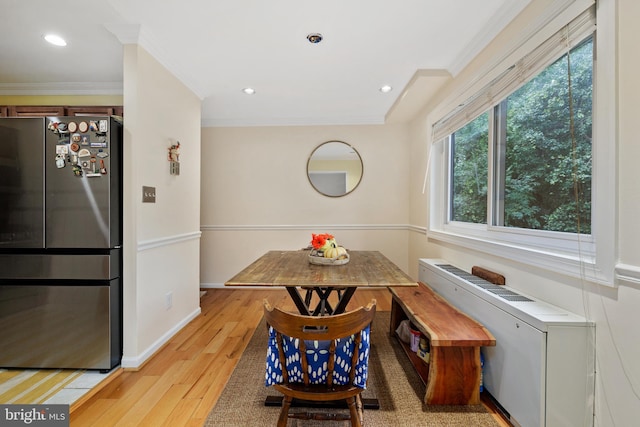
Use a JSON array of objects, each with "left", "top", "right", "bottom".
[
  {"left": 56, "top": 145, "right": 69, "bottom": 155},
  {"left": 78, "top": 121, "right": 89, "bottom": 133},
  {"left": 55, "top": 154, "right": 66, "bottom": 169},
  {"left": 68, "top": 121, "right": 78, "bottom": 133}
]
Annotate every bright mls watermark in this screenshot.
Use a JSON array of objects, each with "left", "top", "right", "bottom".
[{"left": 0, "top": 405, "right": 69, "bottom": 426}]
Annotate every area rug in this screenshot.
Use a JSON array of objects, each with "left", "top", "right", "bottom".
[{"left": 205, "top": 312, "right": 499, "bottom": 426}]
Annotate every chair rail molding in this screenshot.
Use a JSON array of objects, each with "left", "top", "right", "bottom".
[
  {"left": 615, "top": 263, "right": 640, "bottom": 289},
  {"left": 200, "top": 224, "right": 411, "bottom": 232},
  {"left": 138, "top": 231, "right": 201, "bottom": 252}
]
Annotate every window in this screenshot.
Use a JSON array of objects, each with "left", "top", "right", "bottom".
[
  {"left": 451, "top": 113, "right": 489, "bottom": 224},
  {"left": 498, "top": 38, "right": 592, "bottom": 234},
  {"left": 428, "top": 3, "right": 617, "bottom": 285},
  {"left": 444, "top": 32, "right": 594, "bottom": 253},
  {"left": 449, "top": 37, "right": 593, "bottom": 233}
]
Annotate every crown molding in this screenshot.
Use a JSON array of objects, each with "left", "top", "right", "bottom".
[
  {"left": 201, "top": 113, "right": 385, "bottom": 128},
  {"left": 0, "top": 82, "right": 123, "bottom": 96},
  {"left": 103, "top": 22, "right": 142, "bottom": 44},
  {"left": 104, "top": 22, "right": 206, "bottom": 101},
  {"left": 448, "top": 0, "right": 533, "bottom": 76}
]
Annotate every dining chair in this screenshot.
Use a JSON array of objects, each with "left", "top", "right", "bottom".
[{"left": 263, "top": 299, "right": 377, "bottom": 427}]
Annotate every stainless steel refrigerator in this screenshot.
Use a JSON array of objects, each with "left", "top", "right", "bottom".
[{"left": 0, "top": 116, "right": 122, "bottom": 371}]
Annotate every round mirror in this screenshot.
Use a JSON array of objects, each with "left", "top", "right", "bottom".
[{"left": 307, "top": 140, "right": 363, "bottom": 197}]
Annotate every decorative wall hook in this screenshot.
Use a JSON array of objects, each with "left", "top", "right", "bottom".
[{"left": 168, "top": 141, "right": 180, "bottom": 175}]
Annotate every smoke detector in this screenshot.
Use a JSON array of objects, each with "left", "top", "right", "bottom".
[{"left": 306, "top": 33, "right": 323, "bottom": 44}]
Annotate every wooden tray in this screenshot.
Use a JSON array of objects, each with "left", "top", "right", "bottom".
[{"left": 308, "top": 252, "right": 350, "bottom": 266}]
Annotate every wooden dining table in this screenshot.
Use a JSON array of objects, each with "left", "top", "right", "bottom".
[
  {"left": 225, "top": 250, "right": 418, "bottom": 316},
  {"left": 226, "top": 249, "right": 417, "bottom": 410}
]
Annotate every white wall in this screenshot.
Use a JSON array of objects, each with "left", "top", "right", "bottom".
[
  {"left": 408, "top": 0, "right": 640, "bottom": 425},
  {"left": 200, "top": 124, "right": 410, "bottom": 285},
  {"left": 121, "top": 45, "right": 202, "bottom": 367}
]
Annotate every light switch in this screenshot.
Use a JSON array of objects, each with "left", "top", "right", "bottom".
[{"left": 142, "top": 186, "right": 156, "bottom": 203}]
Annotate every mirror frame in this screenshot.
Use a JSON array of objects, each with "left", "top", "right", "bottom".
[{"left": 306, "top": 140, "right": 363, "bottom": 197}]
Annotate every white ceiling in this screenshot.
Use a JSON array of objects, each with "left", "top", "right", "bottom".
[{"left": 0, "top": 0, "right": 531, "bottom": 127}]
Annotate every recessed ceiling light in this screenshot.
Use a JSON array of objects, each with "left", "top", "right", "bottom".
[
  {"left": 242, "top": 87, "right": 256, "bottom": 95},
  {"left": 44, "top": 34, "right": 67, "bottom": 47},
  {"left": 379, "top": 85, "right": 393, "bottom": 93},
  {"left": 306, "top": 33, "right": 323, "bottom": 44}
]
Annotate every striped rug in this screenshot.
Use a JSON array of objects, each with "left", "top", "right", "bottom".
[{"left": 0, "top": 368, "right": 112, "bottom": 406}]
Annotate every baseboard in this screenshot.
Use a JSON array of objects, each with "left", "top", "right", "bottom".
[
  {"left": 200, "top": 283, "right": 226, "bottom": 288},
  {"left": 201, "top": 282, "right": 286, "bottom": 290},
  {"left": 120, "top": 307, "right": 201, "bottom": 369}
]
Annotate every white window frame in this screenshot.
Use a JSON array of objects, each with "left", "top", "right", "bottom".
[{"left": 428, "top": 0, "right": 617, "bottom": 287}]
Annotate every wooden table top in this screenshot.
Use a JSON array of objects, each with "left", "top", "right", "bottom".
[{"left": 225, "top": 250, "right": 418, "bottom": 288}]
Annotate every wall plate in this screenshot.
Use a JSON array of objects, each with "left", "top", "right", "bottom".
[{"left": 142, "top": 186, "right": 156, "bottom": 203}]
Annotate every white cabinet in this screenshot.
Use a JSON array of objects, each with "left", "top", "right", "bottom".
[{"left": 419, "top": 259, "right": 595, "bottom": 427}]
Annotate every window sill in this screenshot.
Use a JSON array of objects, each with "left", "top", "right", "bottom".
[{"left": 427, "top": 228, "right": 612, "bottom": 286}]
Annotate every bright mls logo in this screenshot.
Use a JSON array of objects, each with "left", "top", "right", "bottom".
[{"left": 0, "top": 405, "right": 68, "bottom": 426}]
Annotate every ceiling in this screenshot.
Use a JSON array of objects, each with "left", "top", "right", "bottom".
[{"left": 1, "top": 0, "right": 531, "bottom": 127}]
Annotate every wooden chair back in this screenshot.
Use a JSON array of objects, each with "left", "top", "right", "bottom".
[{"left": 263, "top": 299, "right": 376, "bottom": 427}]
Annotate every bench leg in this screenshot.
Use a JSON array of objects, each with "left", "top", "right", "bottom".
[
  {"left": 426, "top": 346, "right": 481, "bottom": 405},
  {"left": 389, "top": 298, "right": 404, "bottom": 336}
]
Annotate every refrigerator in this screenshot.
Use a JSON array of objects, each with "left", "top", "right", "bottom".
[{"left": 0, "top": 116, "right": 122, "bottom": 371}]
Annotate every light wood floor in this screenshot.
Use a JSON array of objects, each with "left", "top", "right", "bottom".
[{"left": 70, "top": 288, "right": 510, "bottom": 426}]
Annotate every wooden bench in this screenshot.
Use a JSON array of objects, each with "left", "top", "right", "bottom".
[{"left": 389, "top": 282, "right": 496, "bottom": 405}]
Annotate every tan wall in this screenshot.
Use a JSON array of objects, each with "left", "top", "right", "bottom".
[
  {"left": 200, "top": 124, "right": 411, "bottom": 285},
  {"left": 121, "top": 44, "right": 202, "bottom": 367},
  {"left": 408, "top": 0, "right": 640, "bottom": 425}
]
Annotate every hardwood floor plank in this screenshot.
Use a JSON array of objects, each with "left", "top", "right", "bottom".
[
  {"left": 202, "top": 321, "right": 239, "bottom": 354},
  {"left": 188, "top": 358, "right": 238, "bottom": 421},
  {"left": 70, "top": 288, "right": 510, "bottom": 427},
  {"left": 159, "top": 397, "right": 200, "bottom": 427},
  {"left": 174, "top": 353, "right": 218, "bottom": 388},
  {"left": 90, "top": 375, "right": 160, "bottom": 425},
  {"left": 71, "top": 398, "right": 118, "bottom": 427},
  {"left": 183, "top": 355, "right": 235, "bottom": 400},
  {"left": 121, "top": 383, "right": 192, "bottom": 427}
]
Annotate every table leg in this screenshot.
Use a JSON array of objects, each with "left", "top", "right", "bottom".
[
  {"left": 333, "top": 287, "right": 356, "bottom": 314},
  {"left": 286, "top": 287, "right": 311, "bottom": 316},
  {"left": 287, "top": 286, "right": 357, "bottom": 316},
  {"left": 311, "top": 287, "right": 337, "bottom": 316}
]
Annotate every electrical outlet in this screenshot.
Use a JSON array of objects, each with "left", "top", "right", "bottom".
[{"left": 165, "top": 291, "right": 173, "bottom": 309}]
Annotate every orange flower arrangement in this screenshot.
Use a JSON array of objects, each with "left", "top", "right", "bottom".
[{"left": 311, "top": 233, "right": 334, "bottom": 250}]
